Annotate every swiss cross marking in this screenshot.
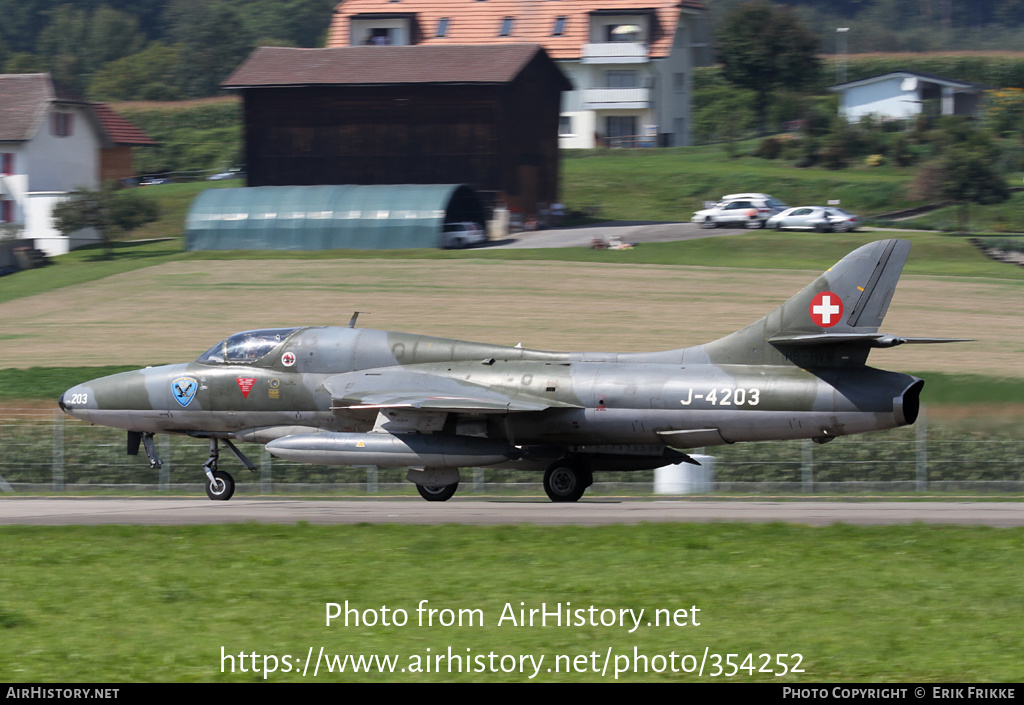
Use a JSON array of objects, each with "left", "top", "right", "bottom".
[{"left": 810, "top": 291, "right": 843, "bottom": 328}]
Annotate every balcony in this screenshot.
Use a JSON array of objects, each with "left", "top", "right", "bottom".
[
  {"left": 581, "top": 42, "right": 649, "bottom": 64},
  {"left": 580, "top": 88, "right": 651, "bottom": 110}
]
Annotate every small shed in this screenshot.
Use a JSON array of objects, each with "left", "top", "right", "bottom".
[
  {"left": 185, "top": 183, "right": 485, "bottom": 250},
  {"left": 829, "top": 71, "right": 988, "bottom": 122}
]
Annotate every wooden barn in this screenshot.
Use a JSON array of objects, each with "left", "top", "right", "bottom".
[{"left": 222, "top": 45, "right": 571, "bottom": 217}]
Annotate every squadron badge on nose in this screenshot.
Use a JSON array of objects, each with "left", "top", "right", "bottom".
[{"left": 172, "top": 376, "right": 198, "bottom": 407}]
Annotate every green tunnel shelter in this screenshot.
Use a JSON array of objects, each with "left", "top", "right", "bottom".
[{"left": 185, "top": 184, "right": 486, "bottom": 250}]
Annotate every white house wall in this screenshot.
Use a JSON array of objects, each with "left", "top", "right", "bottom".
[
  {"left": 26, "top": 191, "right": 101, "bottom": 256},
  {"left": 840, "top": 78, "right": 920, "bottom": 121},
  {"left": 12, "top": 104, "right": 102, "bottom": 256},
  {"left": 24, "top": 107, "right": 100, "bottom": 193}
]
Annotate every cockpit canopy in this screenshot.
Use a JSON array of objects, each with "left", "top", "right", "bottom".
[{"left": 197, "top": 328, "right": 300, "bottom": 364}]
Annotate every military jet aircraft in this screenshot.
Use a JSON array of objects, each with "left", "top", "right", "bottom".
[{"left": 59, "top": 239, "right": 963, "bottom": 502}]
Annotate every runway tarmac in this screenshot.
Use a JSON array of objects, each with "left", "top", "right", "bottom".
[{"left": 2, "top": 498, "right": 1023, "bottom": 527}]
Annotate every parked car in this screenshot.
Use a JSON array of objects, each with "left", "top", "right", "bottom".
[
  {"left": 767, "top": 206, "right": 860, "bottom": 233},
  {"left": 691, "top": 193, "right": 788, "bottom": 229},
  {"left": 441, "top": 221, "right": 487, "bottom": 248}
]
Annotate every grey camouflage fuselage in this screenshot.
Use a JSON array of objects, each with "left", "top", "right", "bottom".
[{"left": 60, "top": 239, "right": 958, "bottom": 502}]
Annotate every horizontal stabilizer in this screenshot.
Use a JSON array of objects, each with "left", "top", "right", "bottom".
[{"left": 769, "top": 333, "right": 973, "bottom": 348}]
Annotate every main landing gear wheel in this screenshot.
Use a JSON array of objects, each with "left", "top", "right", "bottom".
[
  {"left": 416, "top": 482, "right": 459, "bottom": 502},
  {"left": 205, "top": 470, "right": 235, "bottom": 501},
  {"left": 543, "top": 465, "right": 589, "bottom": 503}
]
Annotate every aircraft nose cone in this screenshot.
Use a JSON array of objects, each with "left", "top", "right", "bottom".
[{"left": 60, "top": 384, "right": 93, "bottom": 421}]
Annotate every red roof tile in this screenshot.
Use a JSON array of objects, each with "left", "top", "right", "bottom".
[
  {"left": 91, "top": 103, "right": 157, "bottom": 146},
  {"left": 327, "top": 0, "right": 707, "bottom": 60}
]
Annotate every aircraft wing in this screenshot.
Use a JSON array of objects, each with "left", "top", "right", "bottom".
[{"left": 322, "top": 369, "right": 577, "bottom": 414}]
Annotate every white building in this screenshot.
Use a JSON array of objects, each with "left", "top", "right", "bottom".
[
  {"left": 0, "top": 74, "right": 155, "bottom": 257},
  {"left": 327, "top": 0, "right": 713, "bottom": 148},
  {"left": 829, "top": 71, "right": 987, "bottom": 123}
]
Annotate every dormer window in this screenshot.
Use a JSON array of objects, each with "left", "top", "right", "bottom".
[
  {"left": 607, "top": 23, "right": 641, "bottom": 42},
  {"left": 553, "top": 16, "right": 567, "bottom": 36},
  {"left": 437, "top": 17, "right": 450, "bottom": 37},
  {"left": 499, "top": 17, "right": 514, "bottom": 36}
]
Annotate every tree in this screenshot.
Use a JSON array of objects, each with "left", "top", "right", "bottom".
[
  {"left": 52, "top": 183, "right": 159, "bottom": 259},
  {"left": 88, "top": 42, "right": 184, "bottom": 101},
  {"left": 165, "top": 0, "right": 254, "bottom": 97},
  {"left": 936, "top": 143, "right": 1010, "bottom": 231},
  {"left": 715, "top": 1, "right": 821, "bottom": 133},
  {"left": 908, "top": 121, "right": 1010, "bottom": 231}
]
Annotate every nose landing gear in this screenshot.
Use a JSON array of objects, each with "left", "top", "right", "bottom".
[{"left": 201, "top": 438, "right": 257, "bottom": 501}]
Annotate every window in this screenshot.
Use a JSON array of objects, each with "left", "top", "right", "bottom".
[
  {"left": 606, "top": 115, "right": 637, "bottom": 139},
  {"left": 361, "top": 28, "right": 392, "bottom": 45},
  {"left": 437, "top": 17, "right": 450, "bottom": 37},
  {"left": 559, "top": 115, "right": 573, "bottom": 136},
  {"left": 552, "top": 16, "right": 567, "bottom": 35},
  {"left": 0, "top": 200, "right": 12, "bottom": 223},
  {"left": 606, "top": 23, "right": 641, "bottom": 42},
  {"left": 0, "top": 153, "right": 12, "bottom": 176},
  {"left": 606, "top": 70, "right": 638, "bottom": 88},
  {"left": 499, "top": 17, "right": 514, "bottom": 36},
  {"left": 51, "top": 112, "right": 73, "bottom": 137}
]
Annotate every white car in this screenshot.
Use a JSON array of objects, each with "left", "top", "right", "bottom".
[
  {"left": 691, "top": 193, "right": 788, "bottom": 229},
  {"left": 441, "top": 221, "right": 488, "bottom": 248},
  {"left": 767, "top": 206, "right": 860, "bottom": 233}
]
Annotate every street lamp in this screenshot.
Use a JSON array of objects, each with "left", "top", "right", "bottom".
[{"left": 836, "top": 28, "right": 849, "bottom": 84}]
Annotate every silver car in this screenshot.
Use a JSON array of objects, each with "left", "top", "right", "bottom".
[
  {"left": 691, "top": 193, "right": 788, "bottom": 229},
  {"left": 767, "top": 206, "right": 859, "bottom": 233}
]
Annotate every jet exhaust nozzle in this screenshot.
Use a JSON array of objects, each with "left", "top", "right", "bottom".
[
  {"left": 265, "top": 432, "right": 518, "bottom": 468},
  {"left": 895, "top": 379, "right": 924, "bottom": 426}
]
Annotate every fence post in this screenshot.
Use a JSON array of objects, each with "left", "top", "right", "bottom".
[
  {"left": 52, "top": 411, "right": 64, "bottom": 492},
  {"left": 260, "top": 447, "right": 272, "bottom": 494},
  {"left": 916, "top": 406, "right": 928, "bottom": 492},
  {"left": 474, "top": 468, "right": 484, "bottom": 493},
  {"left": 801, "top": 438, "right": 814, "bottom": 493},
  {"left": 159, "top": 434, "right": 171, "bottom": 491},
  {"left": 366, "top": 467, "right": 378, "bottom": 493}
]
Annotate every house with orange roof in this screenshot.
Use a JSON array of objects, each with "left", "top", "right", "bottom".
[
  {"left": 326, "top": 0, "right": 711, "bottom": 148},
  {"left": 0, "top": 73, "right": 156, "bottom": 256}
]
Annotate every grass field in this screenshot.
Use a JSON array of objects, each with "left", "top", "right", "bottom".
[
  {"left": 1, "top": 233, "right": 1020, "bottom": 382},
  {"left": 561, "top": 146, "right": 923, "bottom": 223},
  {"left": 1, "top": 523, "right": 1022, "bottom": 682},
  {"left": 2, "top": 219, "right": 1023, "bottom": 683}
]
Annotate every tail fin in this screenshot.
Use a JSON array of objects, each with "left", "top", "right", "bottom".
[{"left": 701, "top": 239, "right": 913, "bottom": 367}]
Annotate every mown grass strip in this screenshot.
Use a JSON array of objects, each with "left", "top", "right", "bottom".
[{"left": 0, "top": 523, "right": 1021, "bottom": 681}]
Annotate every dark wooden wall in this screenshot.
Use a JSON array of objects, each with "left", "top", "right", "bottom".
[{"left": 241, "top": 55, "right": 563, "bottom": 216}]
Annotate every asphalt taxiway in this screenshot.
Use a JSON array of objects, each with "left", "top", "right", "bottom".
[{"left": 1, "top": 498, "right": 1023, "bottom": 527}]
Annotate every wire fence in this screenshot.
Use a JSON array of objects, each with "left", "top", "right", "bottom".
[{"left": 1, "top": 410, "right": 1022, "bottom": 496}]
